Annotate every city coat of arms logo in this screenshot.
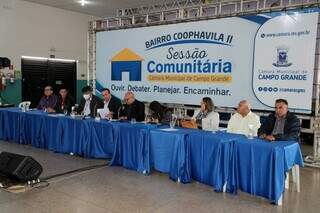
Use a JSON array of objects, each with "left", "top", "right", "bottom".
[{"left": 272, "top": 46, "right": 292, "bottom": 67}]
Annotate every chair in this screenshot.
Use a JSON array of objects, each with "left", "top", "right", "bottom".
[
  {"left": 18, "top": 101, "right": 31, "bottom": 110},
  {"left": 277, "top": 164, "right": 301, "bottom": 205},
  {"left": 285, "top": 164, "right": 301, "bottom": 192}
]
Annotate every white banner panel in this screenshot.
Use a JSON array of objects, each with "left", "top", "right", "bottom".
[
  {"left": 253, "top": 13, "right": 318, "bottom": 112},
  {"left": 96, "top": 10, "right": 318, "bottom": 113}
]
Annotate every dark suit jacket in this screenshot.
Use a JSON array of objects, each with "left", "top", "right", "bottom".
[
  {"left": 119, "top": 99, "right": 145, "bottom": 122},
  {"left": 55, "top": 95, "right": 75, "bottom": 114},
  {"left": 258, "top": 111, "right": 301, "bottom": 141},
  {"left": 105, "top": 96, "right": 122, "bottom": 119},
  {"left": 77, "top": 95, "right": 104, "bottom": 117}
]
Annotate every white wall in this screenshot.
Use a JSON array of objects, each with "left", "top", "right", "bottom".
[{"left": 0, "top": 0, "right": 99, "bottom": 79}]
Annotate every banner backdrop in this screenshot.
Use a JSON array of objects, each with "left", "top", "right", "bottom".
[{"left": 96, "top": 9, "right": 319, "bottom": 113}]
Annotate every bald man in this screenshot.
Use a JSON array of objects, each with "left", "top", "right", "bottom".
[
  {"left": 227, "top": 100, "right": 260, "bottom": 136},
  {"left": 118, "top": 91, "right": 145, "bottom": 122}
]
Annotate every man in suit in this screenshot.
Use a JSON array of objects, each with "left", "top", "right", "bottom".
[
  {"left": 77, "top": 86, "right": 103, "bottom": 117},
  {"left": 258, "top": 99, "right": 301, "bottom": 141},
  {"left": 99, "top": 88, "right": 121, "bottom": 119},
  {"left": 54, "top": 86, "right": 75, "bottom": 114},
  {"left": 119, "top": 91, "right": 145, "bottom": 122}
]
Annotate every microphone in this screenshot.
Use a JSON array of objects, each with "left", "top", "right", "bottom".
[
  {"left": 93, "top": 103, "right": 98, "bottom": 118},
  {"left": 118, "top": 104, "right": 125, "bottom": 119}
]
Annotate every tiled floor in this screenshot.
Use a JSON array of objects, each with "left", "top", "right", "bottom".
[{"left": 0, "top": 141, "right": 319, "bottom": 213}]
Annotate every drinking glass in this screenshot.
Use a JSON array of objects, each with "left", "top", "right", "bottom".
[
  {"left": 170, "top": 115, "right": 177, "bottom": 129},
  {"left": 248, "top": 124, "right": 254, "bottom": 139}
]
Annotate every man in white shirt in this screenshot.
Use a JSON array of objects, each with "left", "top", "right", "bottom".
[
  {"left": 83, "top": 97, "right": 91, "bottom": 116},
  {"left": 227, "top": 100, "right": 260, "bottom": 136},
  {"left": 77, "top": 86, "right": 103, "bottom": 117}
]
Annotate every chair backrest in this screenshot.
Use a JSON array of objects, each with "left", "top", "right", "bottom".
[{"left": 18, "top": 101, "right": 31, "bottom": 109}]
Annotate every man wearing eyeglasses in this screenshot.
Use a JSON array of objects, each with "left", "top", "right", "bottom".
[
  {"left": 118, "top": 91, "right": 145, "bottom": 122},
  {"left": 37, "top": 85, "right": 58, "bottom": 112},
  {"left": 77, "top": 86, "right": 104, "bottom": 117}
]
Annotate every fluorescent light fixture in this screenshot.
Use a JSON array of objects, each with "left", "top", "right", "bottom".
[
  {"left": 79, "top": 0, "right": 89, "bottom": 6},
  {"left": 49, "top": 58, "right": 76, "bottom": 62},
  {"left": 22, "top": 56, "right": 76, "bottom": 62},
  {"left": 22, "top": 56, "right": 47, "bottom": 60}
]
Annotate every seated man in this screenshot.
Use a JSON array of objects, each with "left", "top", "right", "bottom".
[
  {"left": 99, "top": 88, "right": 121, "bottom": 119},
  {"left": 119, "top": 91, "right": 145, "bottom": 122},
  {"left": 77, "top": 86, "right": 103, "bottom": 117},
  {"left": 37, "top": 85, "right": 58, "bottom": 111},
  {"left": 258, "top": 99, "right": 301, "bottom": 141},
  {"left": 227, "top": 100, "right": 260, "bottom": 136},
  {"left": 54, "top": 86, "right": 75, "bottom": 114}
]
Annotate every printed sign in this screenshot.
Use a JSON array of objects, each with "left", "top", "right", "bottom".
[{"left": 96, "top": 9, "right": 319, "bottom": 113}]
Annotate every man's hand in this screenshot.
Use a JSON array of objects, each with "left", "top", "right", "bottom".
[
  {"left": 46, "top": 107, "right": 55, "bottom": 113},
  {"left": 106, "top": 112, "right": 113, "bottom": 120},
  {"left": 259, "top": 134, "right": 266, "bottom": 139},
  {"left": 119, "top": 116, "right": 127, "bottom": 120},
  {"left": 265, "top": 135, "right": 276, "bottom": 142},
  {"left": 151, "top": 118, "right": 159, "bottom": 124}
]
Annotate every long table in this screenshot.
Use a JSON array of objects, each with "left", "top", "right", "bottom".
[
  {"left": 0, "top": 108, "right": 303, "bottom": 204},
  {"left": 0, "top": 108, "right": 115, "bottom": 158}
]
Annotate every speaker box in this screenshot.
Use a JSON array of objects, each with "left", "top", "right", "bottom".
[
  {"left": 0, "top": 152, "right": 43, "bottom": 182},
  {"left": 0, "top": 57, "right": 11, "bottom": 68}
]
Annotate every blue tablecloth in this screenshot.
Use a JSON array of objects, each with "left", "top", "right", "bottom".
[
  {"left": 150, "top": 127, "right": 191, "bottom": 183},
  {"left": 228, "top": 138, "right": 304, "bottom": 204},
  {"left": 0, "top": 108, "right": 305, "bottom": 204},
  {"left": 0, "top": 108, "right": 115, "bottom": 159},
  {"left": 84, "top": 120, "right": 115, "bottom": 159},
  {"left": 21, "top": 110, "right": 47, "bottom": 148},
  {"left": 149, "top": 128, "right": 245, "bottom": 186},
  {"left": 110, "top": 122, "right": 157, "bottom": 173},
  {"left": 0, "top": 108, "right": 25, "bottom": 143},
  {"left": 41, "top": 114, "right": 62, "bottom": 151},
  {"left": 57, "top": 116, "right": 88, "bottom": 155},
  {"left": 0, "top": 108, "right": 57, "bottom": 147},
  {"left": 189, "top": 131, "right": 245, "bottom": 191}
]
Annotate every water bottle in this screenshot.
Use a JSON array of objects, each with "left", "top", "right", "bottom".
[{"left": 210, "top": 119, "right": 216, "bottom": 134}]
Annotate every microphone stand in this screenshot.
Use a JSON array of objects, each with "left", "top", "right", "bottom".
[{"left": 118, "top": 104, "right": 125, "bottom": 120}]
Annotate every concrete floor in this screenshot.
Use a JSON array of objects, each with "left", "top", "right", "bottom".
[{"left": 0, "top": 141, "right": 319, "bottom": 213}]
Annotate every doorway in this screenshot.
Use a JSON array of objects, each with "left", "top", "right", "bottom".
[{"left": 21, "top": 56, "right": 77, "bottom": 108}]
